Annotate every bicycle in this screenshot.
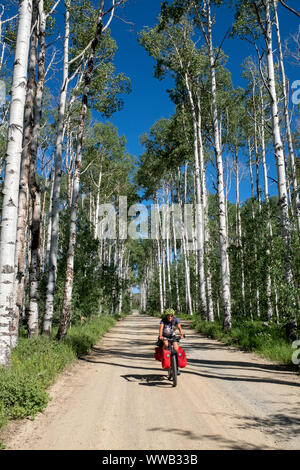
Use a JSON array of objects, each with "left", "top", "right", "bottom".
[{"left": 166, "top": 335, "right": 184, "bottom": 388}]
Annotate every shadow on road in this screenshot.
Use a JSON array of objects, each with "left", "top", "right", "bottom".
[
  {"left": 146, "top": 427, "right": 276, "bottom": 450},
  {"left": 235, "top": 407, "right": 300, "bottom": 442},
  {"left": 121, "top": 373, "right": 172, "bottom": 388}
]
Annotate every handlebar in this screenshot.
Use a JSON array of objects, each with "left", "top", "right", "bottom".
[
  {"left": 170, "top": 335, "right": 185, "bottom": 342},
  {"left": 159, "top": 334, "right": 185, "bottom": 342}
]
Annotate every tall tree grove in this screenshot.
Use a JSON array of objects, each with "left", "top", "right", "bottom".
[{"left": 0, "top": 0, "right": 299, "bottom": 369}]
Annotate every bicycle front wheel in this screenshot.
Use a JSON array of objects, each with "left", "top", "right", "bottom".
[{"left": 172, "top": 354, "right": 177, "bottom": 387}]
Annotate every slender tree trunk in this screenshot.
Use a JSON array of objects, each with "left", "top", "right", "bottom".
[
  {"left": 45, "top": 170, "right": 54, "bottom": 269},
  {"left": 162, "top": 243, "right": 166, "bottom": 308},
  {"left": 171, "top": 194, "right": 181, "bottom": 313},
  {"left": 153, "top": 198, "right": 164, "bottom": 315},
  {"left": 252, "top": 80, "right": 261, "bottom": 318},
  {"left": 260, "top": 86, "right": 274, "bottom": 321},
  {"left": 118, "top": 242, "right": 125, "bottom": 315},
  {"left": 273, "top": 0, "right": 300, "bottom": 242},
  {"left": 248, "top": 137, "right": 260, "bottom": 318},
  {"left": 185, "top": 74, "right": 206, "bottom": 319},
  {"left": 234, "top": 148, "right": 246, "bottom": 317},
  {"left": 252, "top": 80, "right": 261, "bottom": 209},
  {"left": 58, "top": 0, "right": 107, "bottom": 339},
  {"left": 94, "top": 166, "right": 103, "bottom": 239},
  {"left": 177, "top": 169, "right": 193, "bottom": 315},
  {"left": 40, "top": 183, "right": 47, "bottom": 271},
  {"left": 27, "top": 0, "right": 46, "bottom": 337},
  {"left": 249, "top": 138, "right": 255, "bottom": 201},
  {"left": 196, "top": 92, "right": 214, "bottom": 321},
  {"left": 12, "top": 1, "right": 38, "bottom": 347},
  {"left": 27, "top": 188, "right": 41, "bottom": 337},
  {"left": 0, "top": 0, "right": 33, "bottom": 366},
  {"left": 205, "top": 0, "right": 231, "bottom": 329},
  {"left": 165, "top": 186, "right": 172, "bottom": 307},
  {"left": 263, "top": 0, "right": 296, "bottom": 337},
  {"left": 43, "top": 0, "right": 70, "bottom": 335}
]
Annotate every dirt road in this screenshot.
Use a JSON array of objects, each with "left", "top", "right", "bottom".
[{"left": 3, "top": 311, "right": 300, "bottom": 450}]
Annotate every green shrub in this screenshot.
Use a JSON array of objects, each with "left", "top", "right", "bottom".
[
  {"left": 193, "top": 317, "right": 297, "bottom": 367},
  {"left": 0, "top": 401, "right": 8, "bottom": 430},
  {"left": 0, "top": 371, "right": 49, "bottom": 420},
  {"left": 0, "top": 314, "right": 122, "bottom": 432}
]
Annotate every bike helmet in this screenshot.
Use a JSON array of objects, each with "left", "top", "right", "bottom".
[{"left": 165, "top": 308, "right": 175, "bottom": 316}]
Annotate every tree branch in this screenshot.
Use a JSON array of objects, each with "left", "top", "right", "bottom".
[
  {"left": 45, "top": 0, "right": 62, "bottom": 20},
  {"left": 1, "top": 13, "right": 18, "bottom": 24},
  {"left": 254, "top": 42, "right": 272, "bottom": 99},
  {"left": 103, "top": 0, "right": 116, "bottom": 33},
  {"left": 253, "top": 1, "right": 267, "bottom": 37},
  {"left": 68, "top": 0, "right": 127, "bottom": 66},
  {"left": 279, "top": 0, "right": 300, "bottom": 18},
  {"left": 68, "top": 39, "right": 93, "bottom": 66}
]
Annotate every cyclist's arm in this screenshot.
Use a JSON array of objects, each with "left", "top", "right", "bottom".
[
  {"left": 159, "top": 323, "right": 164, "bottom": 339},
  {"left": 178, "top": 323, "right": 184, "bottom": 338}
]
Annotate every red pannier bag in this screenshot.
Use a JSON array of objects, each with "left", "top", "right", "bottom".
[
  {"left": 161, "top": 349, "right": 171, "bottom": 369},
  {"left": 177, "top": 347, "right": 187, "bottom": 368},
  {"left": 154, "top": 346, "right": 163, "bottom": 362}
]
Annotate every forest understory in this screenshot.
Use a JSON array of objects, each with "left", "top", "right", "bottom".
[{"left": 0, "top": 0, "right": 299, "bottom": 448}]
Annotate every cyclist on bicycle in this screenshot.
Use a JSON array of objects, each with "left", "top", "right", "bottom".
[{"left": 159, "top": 308, "right": 184, "bottom": 352}]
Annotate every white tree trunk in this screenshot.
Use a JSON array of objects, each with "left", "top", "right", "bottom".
[
  {"left": 273, "top": 0, "right": 300, "bottom": 241},
  {"left": 185, "top": 74, "right": 207, "bottom": 319},
  {"left": 177, "top": 170, "right": 193, "bottom": 315},
  {"left": 251, "top": 79, "right": 261, "bottom": 209},
  {"left": 260, "top": 87, "right": 274, "bottom": 321},
  {"left": 165, "top": 186, "right": 172, "bottom": 306},
  {"left": 171, "top": 198, "right": 181, "bottom": 313},
  {"left": 43, "top": 1, "right": 70, "bottom": 335},
  {"left": 27, "top": 0, "right": 46, "bottom": 336},
  {"left": 264, "top": 1, "right": 294, "bottom": 287},
  {"left": 263, "top": 0, "right": 296, "bottom": 336},
  {"left": 153, "top": 199, "right": 164, "bottom": 315},
  {"left": 252, "top": 81, "right": 261, "bottom": 318},
  {"left": 12, "top": 1, "right": 38, "bottom": 347},
  {"left": 118, "top": 242, "right": 125, "bottom": 315},
  {"left": 234, "top": 149, "right": 246, "bottom": 317},
  {"left": 0, "top": 0, "right": 33, "bottom": 367},
  {"left": 196, "top": 92, "right": 214, "bottom": 321},
  {"left": 205, "top": 0, "right": 231, "bottom": 329},
  {"left": 94, "top": 166, "right": 103, "bottom": 239},
  {"left": 45, "top": 171, "right": 54, "bottom": 269},
  {"left": 28, "top": 189, "right": 41, "bottom": 337}
]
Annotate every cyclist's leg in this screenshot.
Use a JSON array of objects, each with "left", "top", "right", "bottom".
[
  {"left": 163, "top": 339, "right": 169, "bottom": 350},
  {"left": 173, "top": 342, "right": 181, "bottom": 375}
]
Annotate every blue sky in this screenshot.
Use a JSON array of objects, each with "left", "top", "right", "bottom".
[
  {"left": 104, "top": 0, "right": 299, "bottom": 204},
  {"left": 4, "top": 0, "right": 298, "bottom": 204}
]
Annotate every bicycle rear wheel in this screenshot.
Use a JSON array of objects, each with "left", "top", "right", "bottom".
[{"left": 171, "top": 354, "right": 177, "bottom": 387}]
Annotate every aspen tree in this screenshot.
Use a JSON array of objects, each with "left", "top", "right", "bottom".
[
  {"left": 194, "top": 0, "right": 232, "bottom": 329},
  {"left": 43, "top": 0, "right": 70, "bottom": 335},
  {"left": 0, "top": 0, "right": 33, "bottom": 367},
  {"left": 13, "top": 0, "right": 38, "bottom": 346},
  {"left": 273, "top": 0, "right": 300, "bottom": 241}
]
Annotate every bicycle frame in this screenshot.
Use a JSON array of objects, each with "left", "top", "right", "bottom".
[{"left": 166, "top": 336, "right": 181, "bottom": 387}]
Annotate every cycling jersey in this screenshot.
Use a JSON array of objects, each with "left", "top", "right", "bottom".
[{"left": 160, "top": 316, "right": 180, "bottom": 338}]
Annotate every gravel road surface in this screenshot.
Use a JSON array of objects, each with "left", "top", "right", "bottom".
[{"left": 3, "top": 311, "right": 300, "bottom": 450}]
